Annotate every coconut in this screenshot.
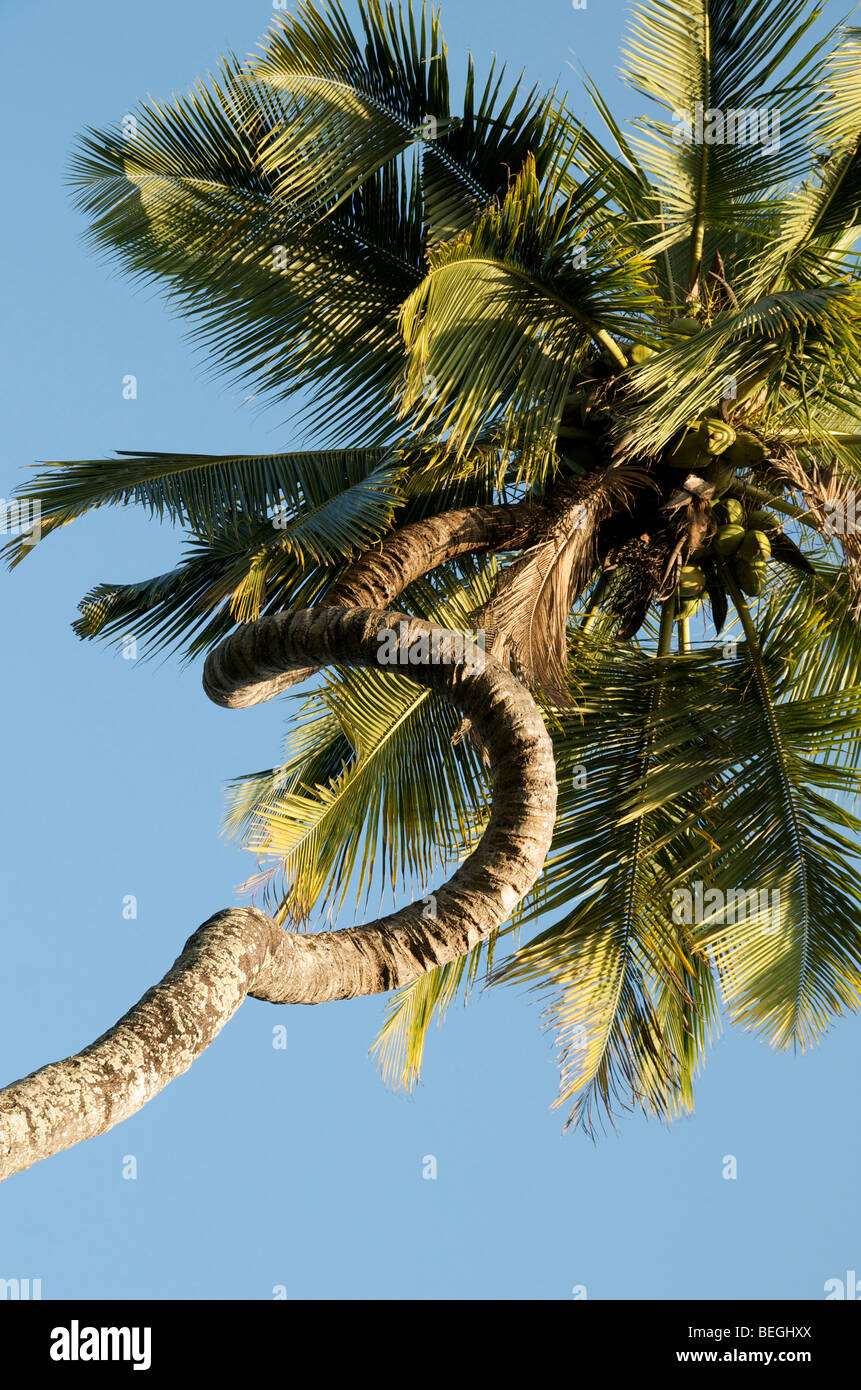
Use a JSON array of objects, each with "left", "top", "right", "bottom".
[
  {"left": 724, "top": 433, "right": 768, "bottom": 469},
  {"left": 740, "top": 529, "right": 772, "bottom": 562},
  {"left": 679, "top": 564, "right": 706, "bottom": 597},
  {"left": 666, "top": 422, "right": 709, "bottom": 469},
  {"left": 630, "top": 343, "right": 654, "bottom": 363},
  {"left": 704, "top": 420, "right": 737, "bottom": 455},
  {"left": 713, "top": 523, "right": 745, "bottom": 556},
  {"left": 701, "top": 460, "right": 736, "bottom": 496},
  {"left": 716, "top": 498, "right": 744, "bottom": 525},
  {"left": 667, "top": 316, "right": 702, "bottom": 335},
  {"left": 735, "top": 559, "right": 767, "bottom": 596}
]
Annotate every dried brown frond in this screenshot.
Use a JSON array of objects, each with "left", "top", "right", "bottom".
[
  {"left": 659, "top": 486, "right": 713, "bottom": 598},
  {"left": 767, "top": 446, "right": 861, "bottom": 613},
  {"left": 470, "top": 463, "right": 650, "bottom": 703}
]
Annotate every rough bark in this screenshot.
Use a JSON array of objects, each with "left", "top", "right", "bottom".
[
  {"left": 248, "top": 501, "right": 533, "bottom": 699},
  {"left": 0, "top": 606, "right": 556, "bottom": 1183}
]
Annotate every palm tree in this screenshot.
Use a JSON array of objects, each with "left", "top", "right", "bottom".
[{"left": 3, "top": 0, "right": 861, "bottom": 1182}]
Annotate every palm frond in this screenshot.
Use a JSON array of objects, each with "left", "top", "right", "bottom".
[
  {"left": 399, "top": 156, "right": 655, "bottom": 480},
  {"left": 68, "top": 60, "right": 425, "bottom": 436},
  {"left": 3, "top": 447, "right": 398, "bottom": 569},
  {"left": 749, "top": 27, "right": 861, "bottom": 293},
  {"left": 621, "top": 0, "right": 836, "bottom": 286},
  {"left": 370, "top": 935, "right": 494, "bottom": 1089},
  {"left": 614, "top": 283, "right": 861, "bottom": 457},
  {"left": 495, "top": 640, "right": 728, "bottom": 1131},
  {"left": 471, "top": 465, "right": 647, "bottom": 701}
]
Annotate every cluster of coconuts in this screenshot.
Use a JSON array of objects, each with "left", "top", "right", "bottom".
[
  {"left": 660, "top": 408, "right": 773, "bottom": 617},
  {"left": 664, "top": 415, "right": 768, "bottom": 478},
  {"left": 676, "top": 500, "right": 779, "bottom": 618},
  {"left": 571, "top": 325, "right": 780, "bottom": 626}
]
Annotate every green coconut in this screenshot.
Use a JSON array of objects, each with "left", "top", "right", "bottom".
[
  {"left": 630, "top": 343, "right": 654, "bottom": 363},
  {"left": 716, "top": 498, "right": 744, "bottom": 525},
  {"left": 740, "top": 529, "right": 772, "bottom": 562},
  {"left": 666, "top": 422, "right": 709, "bottom": 469},
  {"left": 679, "top": 564, "right": 707, "bottom": 597},
  {"left": 735, "top": 558, "right": 767, "bottom": 596},
  {"left": 713, "top": 523, "right": 745, "bottom": 556},
  {"left": 667, "top": 316, "right": 702, "bottom": 335},
  {"left": 724, "top": 432, "right": 768, "bottom": 469},
  {"left": 702, "top": 461, "right": 737, "bottom": 496},
  {"left": 704, "top": 420, "right": 737, "bottom": 455}
]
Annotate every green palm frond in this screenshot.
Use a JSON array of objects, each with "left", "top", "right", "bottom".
[
  {"left": 370, "top": 934, "right": 494, "bottom": 1090},
  {"left": 614, "top": 283, "right": 861, "bottom": 457},
  {"left": 559, "top": 78, "right": 684, "bottom": 308},
  {"left": 251, "top": 0, "right": 452, "bottom": 213},
  {"left": 69, "top": 62, "right": 425, "bottom": 435},
  {"left": 252, "top": 0, "right": 570, "bottom": 245},
  {"left": 488, "top": 600, "right": 861, "bottom": 1123},
  {"left": 692, "top": 573, "right": 861, "bottom": 1047},
  {"left": 496, "top": 639, "right": 728, "bottom": 1132},
  {"left": 621, "top": 0, "right": 835, "bottom": 284},
  {"left": 399, "top": 156, "right": 655, "bottom": 480},
  {"left": 420, "top": 61, "right": 563, "bottom": 246},
  {"left": 750, "top": 27, "right": 861, "bottom": 293},
  {"left": 767, "top": 559, "right": 861, "bottom": 718},
  {"left": 73, "top": 475, "right": 403, "bottom": 662},
  {"left": 3, "top": 447, "right": 398, "bottom": 569}
]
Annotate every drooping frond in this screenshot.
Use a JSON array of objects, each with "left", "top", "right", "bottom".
[
  {"left": 2, "top": 447, "right": 397, "bottom": 568},
  {"left": 71, "top": 452, "right": 401, "bottom": 656},
  {"left": 694, "top": 576, "right": 861, "bottom": 1047},
  {"left": 497, "top": 638, "right": 728, "bottom": 1132},
  {"left": 370, "top": 935, "right": 494, "bottom": 1090},
  {"left": 471, "top": 464, "right": 647, "bottom": 701},
  {"left": 399, "top": 156, "right": 655, "bottom": 480},
  {"left": 252, "top": 0, "right": 569, "bottom": 242}
]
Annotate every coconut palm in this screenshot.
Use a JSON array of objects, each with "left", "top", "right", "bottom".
[{"left": 4, "top": 0, "right": 861, "bottom": 1180}]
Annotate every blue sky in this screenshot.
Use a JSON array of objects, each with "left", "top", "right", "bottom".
[{"left": 1, "top": 0, "right": 858, "bottom": 1300}]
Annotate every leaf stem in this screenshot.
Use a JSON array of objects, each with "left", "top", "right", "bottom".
[
  {"left": 658, "top": 598, "right": 676, "bottom": 657},
  {"left": 580, "top": 571, "right": 612, "bottom": 633},
  {"left": 735, "top": 480, "right": 818, "bottom": 527},
  {"left": 596, "top": 328, "right": 629, "bottom": 369},
  {"left": 687, "top": 12, "right": 711, "bottom": 289},
  {"left": 716, "top": 557, "right": 810, "bottom": 1014}
]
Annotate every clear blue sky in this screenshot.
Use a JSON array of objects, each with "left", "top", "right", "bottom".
[{"left": 1, "top": 0, "right": 858, "bottom": 1300}]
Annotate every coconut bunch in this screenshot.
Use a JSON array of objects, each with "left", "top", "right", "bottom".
[{"left": 544, "top": 335, "right": 829, "bottom": 649}]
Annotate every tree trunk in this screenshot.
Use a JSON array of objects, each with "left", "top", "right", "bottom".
[
  {"left": 250, "top": 501, "right": 533, "bottom": 697},
  {"left": 0, "top": 606, "right": 556, "bottom": 1183}
]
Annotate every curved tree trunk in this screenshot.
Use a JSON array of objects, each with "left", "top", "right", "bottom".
[
  {"left": 250, "top": 501, "right": 534, "bottom": 698},
  {"left": 0, "top": 606, "right": 556, "bottom": 1183}
]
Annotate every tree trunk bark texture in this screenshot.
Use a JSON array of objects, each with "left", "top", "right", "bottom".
[
  {"left": 0, "top": 592, "right": 556, "bottom": 1183},
  {"left": 249, "top": 500, "right": 533, "bottom": 700}
]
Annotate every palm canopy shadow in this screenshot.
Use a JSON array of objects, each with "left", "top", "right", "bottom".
[{"left": 4, "top": 0, "right": 861, "bottom": 1179}]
